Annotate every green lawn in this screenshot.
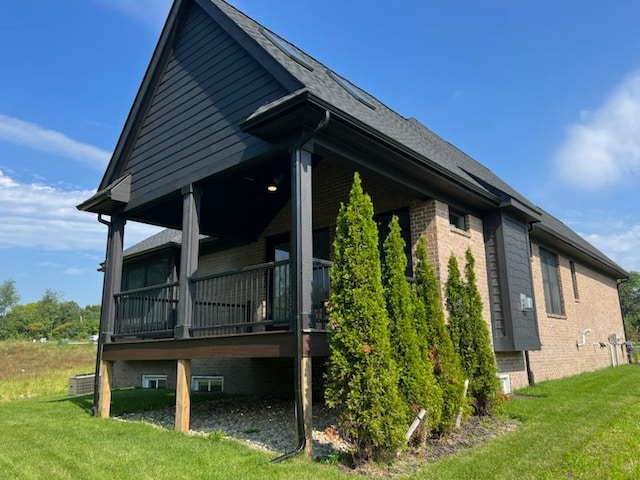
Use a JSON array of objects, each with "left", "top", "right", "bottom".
[{"left": 0, "top": 362, "right": 638, "bottom": 479}]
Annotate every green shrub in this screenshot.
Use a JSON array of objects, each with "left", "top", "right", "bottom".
[
  {"left": 446, "top": 250, "right": 500, "bottom": 415},
  {"left": 413, "top": 237, "right": 464, "bottom": 435},
  {"left": 325, "top": 173, "right": 405, "bottom": 462},
  {"left": 382, "top": 216, "right": 439, "bottom": 442}
]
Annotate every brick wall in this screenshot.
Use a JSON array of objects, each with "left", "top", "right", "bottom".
[{"left": 503, "top": 242, "right": 626, "bottom": 389}]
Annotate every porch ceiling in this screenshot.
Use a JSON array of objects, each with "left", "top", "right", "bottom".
[{"left": 125, "top": 154, "right": 292, "bottom": 241}]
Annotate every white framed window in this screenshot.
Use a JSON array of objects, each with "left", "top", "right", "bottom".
[
  {"left": 191, "top": 376, "right": 224, "bottom": 393},
  {"left": 141, "top": 374, "right": 167, "bottom": 389}
]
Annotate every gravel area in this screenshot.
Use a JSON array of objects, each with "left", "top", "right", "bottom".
[
  {"left": 117, "top": 396, "right": 350, "bottom": 459},
  {"left": 118, "top": 397, "right": 518, "bottom": 474}
]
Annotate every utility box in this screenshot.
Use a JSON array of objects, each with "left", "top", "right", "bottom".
[
  {"left": 68, "top": 373, "right": 96, "bottom": 396},
  {"left": 498, "top": 373, "right": 511, "bottom": 395}
]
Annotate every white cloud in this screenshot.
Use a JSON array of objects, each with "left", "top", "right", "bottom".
[
  {"left": 64, "top": 267, "right": 86, "bottom": 276},
  {"left": 565, "top": 210, "right": 640, "bottom": 272},
  {"left": 0, "top": 114, "right": 111, "bottom": 170},
  {"left": 582, "top": 226, "right": 640, "bottom": 273},
  {"left": 97, "top": 0, "right": 172, "bottom": 30},
  {"left": 0, "top": 170, "right": 161, "bottom": 252},
  {"left": 554, "top": 70, "right": 640, "bottom": 190}
]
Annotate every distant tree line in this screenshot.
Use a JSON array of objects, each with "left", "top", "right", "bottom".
[
  {"left": 0, "top": 280, "right": 99, "bottom": 341},
  {"left": 620, "top": 271, "right": 640, "bottom": 342}
]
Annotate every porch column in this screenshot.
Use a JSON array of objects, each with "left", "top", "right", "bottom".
[
  {"left": 175, "top": 184, "right": 201, "bottom": 339},
  {"left": 100, "top": 214, "right": 126, "bottom": 341},
  {"left": 291, "top": 146, "right": 314, "bottom": 454},
  {"left": 175, "top": 359, "right": 191, "bottom": 432}
]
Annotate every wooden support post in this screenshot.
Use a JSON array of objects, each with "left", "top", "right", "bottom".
[
  {"left": 175, "top": 359, "right": 191, "bottom": 433},
  {"left": 98, "top": 360, "right": 113, "bottom": 419},
  {"left": 301, "top": 356, "right": 313, "bottom": 455}
]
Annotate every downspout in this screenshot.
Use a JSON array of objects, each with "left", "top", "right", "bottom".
[
  {"left": 92, "top": 213, "right": 111, "bottom": 416},
  {"left": 272, "top": 110, "right": 330, "bottom": 463}
]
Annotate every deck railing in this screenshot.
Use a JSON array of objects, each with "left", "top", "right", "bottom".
[
  {"left": 113, "top": 282, "right": 179, "bottom": 337},
  {"left": 112, "top": 259, "right": 332, "bottom": 339},
  {"left": 191, "top": 260, "right": 290, "bottom": 336}
]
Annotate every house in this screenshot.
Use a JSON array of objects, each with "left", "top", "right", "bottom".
[{"left": 78, "top": 0, "right": 628, "bottom": 453}]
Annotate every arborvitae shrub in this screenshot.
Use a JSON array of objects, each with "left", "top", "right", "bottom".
[
  {"left": 446, "top": 255, "right": 476, "bottom": 384},
  {"left": 463, "top": 248, "right": 501, "bottom": 415},
  {"left": 413, "top": 236, "right": 464, "bottom": 435},
  {"left": 325, "top": 172, "right": 405, "bottom": 462},
  {"left": 382, "top": 216, "right": 439, "bottom": 442}
]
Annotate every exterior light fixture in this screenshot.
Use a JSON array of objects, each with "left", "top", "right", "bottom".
[{"left": 267, "top": 174, "right": 283, "bottom": 193}]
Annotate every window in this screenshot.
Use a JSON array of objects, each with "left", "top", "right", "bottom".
[
  {"left": 449, "top": 208, "right": 468, "bottom": 231},
  {"left": 191, "top": 376, "right": 223, "bottom": 393},
  {"left": 540, "top": 248, "right": 564, "bottom": 315},
  {"left": 327, "top": 70, "right": 376, "bottom": 109},
  {"left": 261, "top": 28, "right": 313, "bottom": 71},
  {"left": 141, "top": 374, "right": 167, "bottom": 389},
  {"left": 123, "top": 257, "right": 171, "bottom": 290},
  {"left": 570, "top": 261, "right": 580, "bottom": 301}
]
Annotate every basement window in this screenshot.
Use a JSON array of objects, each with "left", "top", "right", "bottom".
[
  {"left": 191, "top": 376, "right": 224, "bottom": 393},
  {"left": 141, "top": 374, "right": 167, "bottom": 389}
]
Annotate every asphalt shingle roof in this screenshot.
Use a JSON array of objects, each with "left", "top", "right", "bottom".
[{"left": 207, "top": 0, "right": 626, "bottom": 277}]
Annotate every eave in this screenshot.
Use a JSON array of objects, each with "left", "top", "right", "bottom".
[
  {"left": 241, "top": 90, "right": 502, "bottom": 210},
  {"left": 77, "top": 174, "right": 132, "bottom": 214},
  {"left": 530, "top": 224, "right": 628, "bottom": 279}
]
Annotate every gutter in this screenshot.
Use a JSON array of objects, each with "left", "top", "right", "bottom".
[{"left": 271, "top": 109, "right": 330, "bottom": 463}]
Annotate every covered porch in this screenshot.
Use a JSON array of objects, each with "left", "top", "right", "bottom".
[{"left": 111, "top": 258, "right": 332, "bottom": 340}]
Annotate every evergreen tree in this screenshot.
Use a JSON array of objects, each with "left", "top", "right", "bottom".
[
  {"left": 413, "top": 237, "right": 464, "bottom": 435},
  {"left": 382, "top": 216, "right": 440, "bottom": 441},
  {"left": 463, "top": 248, "right": 500, "bottom": 415},
  {"left": 446, "top": 255, "right": 475, "bottom": 383},
  {"left": 325, "top": 173, "right": 405, "bottom": 462}
]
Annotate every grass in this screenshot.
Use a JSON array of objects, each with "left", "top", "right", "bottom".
[
  {"left": 0, "top": 340, "right": 639, "bottom": 479},
  {"left": 0, "top": 341, "right": 96, "bottom": 402}
]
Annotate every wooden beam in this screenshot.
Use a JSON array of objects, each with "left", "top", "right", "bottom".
[
  {"left": 98, "top": 360, "right": 113, "bottom": 418},
  {"left": 102, "top": 332, "right": 330, "bottom": 361},
  {"left": 175, "top": 359, "right": 191, "bottom": 432}
]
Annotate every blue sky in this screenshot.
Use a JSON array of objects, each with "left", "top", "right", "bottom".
[{"left": 1, "top": 0, "right": 639, "bottom": 307}]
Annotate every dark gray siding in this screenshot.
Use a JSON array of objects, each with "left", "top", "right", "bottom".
[
  {"left": 502, "top": 216, "right": 540, "bottom": 351},
  {"left": 484, "top": 212, "right": 541, "bottom": 352},
  {"left": 484, "top": 214, "right": 507, "bottom": 345},
  {"left": 125, "top": 2, "right": 291, "bottom": 209}
]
